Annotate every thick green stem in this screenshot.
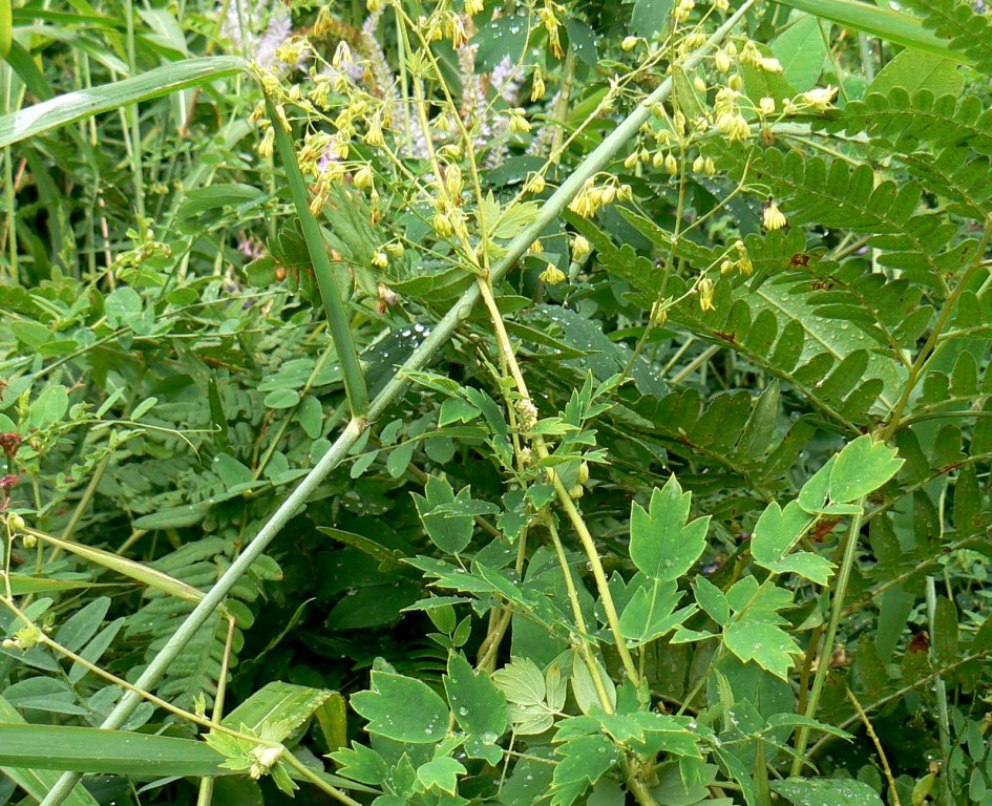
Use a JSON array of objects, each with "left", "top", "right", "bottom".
[{"left": 265, "top": 96, "right": 369, "bottom": 418}]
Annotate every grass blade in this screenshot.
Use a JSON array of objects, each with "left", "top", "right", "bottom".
[
  {"left": 0, "top": 724, "right": 229, "bottom": 777},
  {"left": 773, "top": 0, "right": 974, "bottom": 64},
  {"left": 0, "top": 698, "right": 99, "bottom": 806},
  {"left": 266, "top": 96, "right": 369, "bottom": 417},
  {"left": 0, "top": 55, "right": 246, "bottom": 147}
]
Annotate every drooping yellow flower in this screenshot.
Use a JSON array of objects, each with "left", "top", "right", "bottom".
[
  {"left": 698, "top": 277, "right": 716, "bottom": 312},
  {"left": 540, "top": 264, "right": 566, "bottom": 285},
  {"left": 763, "top": 201, "right": 787, "bottom": 231}
]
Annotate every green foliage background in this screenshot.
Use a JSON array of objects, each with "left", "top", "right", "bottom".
[{"left": 0, "top": 0, "right": 991, "bottom": 804}]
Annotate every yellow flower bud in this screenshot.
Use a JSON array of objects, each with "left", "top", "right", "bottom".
[
  {"left": 531, "top": 69, "right": 546, "bottom": 102},
  {"left": 444, "top": 163, "right": 463, "bottom": 198},
  {"left": 698, "top": 277, "right": 716, "bottom": 312},
  {"left": 257, "top": 127, "right": 275, "bottom": 158},
  {"left": 353, "top": 165, "right": 374, "bottom": 190},
  {"left": 508, "top": 109, "right": 531, "bottom": 134},
  {"left": 571, "top": 234, "right": 591, "bottom": 261},
  {"left": 664, "top": 153, "right": 678, "bottom": 175},
  {"left": 577, "top": 461, "right": 590, "bottom": 485},
  {"left": 763, "top": 201, "right": 787, "bottom": 231},
  {"left": 759, "top": 96, "right": 776, "bottom": 115},
  {"left": 621, "top": 36, "right": 639, "bottom": 51},
  {"left": 371, "top": 251, "right": 389, "bottom": 269},
  {"left": 433, "top": 212, "right": 453, "bottom": 237},
  {"left": 540, "top": 263, "right": 566, "bottom": 285},
  {"left": 524, "top": 172, "right": 546, "bottom": 194}
]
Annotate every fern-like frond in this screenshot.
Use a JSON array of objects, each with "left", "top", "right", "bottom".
[
  {"left": 735, "top": 147, "right": 961, "bottom": 292},
  {"left": 903, "top": 148, "right": 992, "bottom": 221},
  {"left": 902, "top": 0, "right": 992, "bottom": 74},
  {"left": 826, "top": 89, "right": 992, "bottom": 156},
  {"left": 670, "top": 271, "right": 908, "bottom": 428},
  {"left": 123, "top": 536, "right": 280, "bottom": 710},
  {"left": 799, "top": 262, "right": 933, "bottom": 355}
]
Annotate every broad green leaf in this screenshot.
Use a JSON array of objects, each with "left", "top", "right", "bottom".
[
  {"left": 351, "top": 671, "right": 448, "bottom": 743},
  {"left": 438, "top": 398, "right": 480, "bottom": 427},
  {"left": 176, "top": 184, "right": 267, "bottom": 223},
  {"left": 222, "top": 681, "right": 332, "bottom": 743},
  {"left": 619, "top": 576, "right": 695, "bottom": 646},
  {"left": 629, "top": 476, "right": 709, "bottom": 580},
  {"left": 329, "top": 742, "right": 389, "bottom": 785},
  {"left": 767, "top": 553, "right": 835, "bottom": 586},
  {"left": 631, "top": 0, "right": 673, "bottom": 38},
  {"left": 723, "top": 620, "right": 801, "bottom": 681},
  {"left": 829, "top": 435, "right": 904, "bottom": 503},
  {"left": 412, "top": 476, "right": 476, "bottom": 554},
  {"left": 133, "top": 502, "right": 211, "bottom": 529},
  {"left": 0, "top": 725, "right": 228, "bottom": 777},
  {"left": 0, "top": 697, "right": 98, "bottom": 806},
  {"left": 772, "top": 0, "right": 971, "bottom": 64},
  {"left": 751, "top": 501, "right": 835, "bottom": 583},
  {"left": 0, "top": 56, "right": 246, "bottom": 147},
  {"left": 570, "top": 652, "right": 616, "bottom": 715},
  {"left": 772, "top": 14, "right": 827, "bottom": 92},
  {"left": 770, "top": 777, "right": 884, "bottom": 805},
  {"left": 416, "top": 756, "right": 466, "bottom": 796},
  {"left": 492, "top": 657, "right": 546, "bottom": 707},
  {"left": 214, "top": 453, "right": 253, "bottom": 487},
  {"left": 298, "top": 395, "right": 324, "bottom": 440},
  {"left": 867, "top": 48, "right": 964, "bottom": 99},
  {"left": 69, "top": 618, "right": 124, "bottom": 684},
  {"left": 443, "top": 654, "right": 507, "bottom": 743},
  {"left": 693, "top": 576, "right": 729, "bottom": 626},
  {"left": 53, "top": 597, "right": 111, "bottom": 654},
  {"left": 552, "top": 735, "right": 620, "bottom": 806},
  {"left": 29, "top": 384, "right": 69, "bottom": 428},
  {"left": 264, "top": 388, "right": 301, "bottom": 409},
  {"left": 751, "top": 501, "right": 814, "bottom": 567}
]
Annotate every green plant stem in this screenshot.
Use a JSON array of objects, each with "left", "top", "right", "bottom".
[
  {"left": 279, "top": 750, "right": 362, "bottom": 806},
  {"left": 40, "top": 9, "right": 757, "bottom": 797},
  {"left": 926, "top": 577, "right": 954, "bottom": 806},
  {"left": 791, "top": 499, "right": 865, "bottom": 776},
  {"left": 265, "top": 96, "right": 368, "bottom": 418},
  {"left": 475, "top": 275, "right": 640, "bottom": 683},
  {"left": 124, "top": 0, "right": 145, "bottom": 220},
  {"left": 544, "top": 515, "right": 615, "bottom": 713},
  {"left": 882, "top": 217, "right": 992, "bottom": 441},
  {"left": 197, "top": 615, "right": 237, "bottom": 806}
]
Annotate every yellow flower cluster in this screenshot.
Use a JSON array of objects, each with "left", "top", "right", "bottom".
[{"left": 568, "top": 179, "right": 632, "bottom": 218}]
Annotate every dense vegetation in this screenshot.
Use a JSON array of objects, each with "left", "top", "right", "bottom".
[{"left": 1, "top": 0, "right": 991, "bottom": 803}]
